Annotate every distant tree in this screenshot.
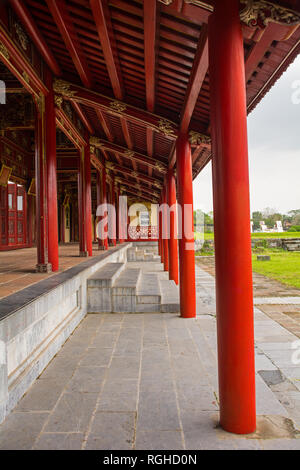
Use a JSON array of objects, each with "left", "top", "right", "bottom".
[{"left": 252, "top": 211, "right": 262, "bottom": 230}]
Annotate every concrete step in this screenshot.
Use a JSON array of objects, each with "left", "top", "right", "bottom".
[
  {"left": 159, "top": 278, "right": 180, "bottom": 313},
  {"left": 136, "top": 273, "right": 161, "bottom": 304},
  {"left": 111, "top": 267, "right": 142, "bottom": 313},
  {"left": 88, "top": 263, "right": 125, "bottom": 287},
  {"left": 87, "top": 263, "right": 125, "bottom": 313}
]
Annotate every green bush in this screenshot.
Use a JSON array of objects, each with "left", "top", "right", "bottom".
[{"left": 288, "top": 225, "right": 300, "bottom": 232}]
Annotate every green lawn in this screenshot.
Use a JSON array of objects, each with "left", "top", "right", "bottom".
[
  {"left": 252, "top": 251, "right": 300, "bottom": 289},
  {"left": 251, "top": 232, "right": 300, "bottom": 239},
  {"left": 195, "top": 231, "right": 300, "bottom": 241}
]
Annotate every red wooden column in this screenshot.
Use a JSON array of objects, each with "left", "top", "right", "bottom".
[
  {"left": 102, "top": 168, "right": 108, "bottom": 250},
  {"left": 159, "top": 195, "right": 164, "bottom": 264},
  {"left": 162, "top": 186, "right": 169, "bottom": 272},
  {"left": 167, "top": 168, "right": 179, "bottom": 285},
  {"left": 96, "top": 170, "right": 103, "bottom": 249},
  {"left": 84, "top": 139, "right": 92, "bottom": 257},
  {"left": 78, "top": 148, "right": 87, "bottom": 257},
  {"left": 208, "top": 0, "right": 256, "bottom": 434},
  {"left": 45, "top": 70, "right": 59, "bottom": 272},
  {"left": 35, "top": 97, "right": 51, "bottom": 272},
  {"left": 111, "top": 175, "right": 117, "bottom": 246},
  {"left": 176, "top": 134, "right": 196, "bottom": 318}
]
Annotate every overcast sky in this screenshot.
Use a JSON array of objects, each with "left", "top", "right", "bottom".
[{"left": 193, "top": 54, "right": 300, "bottom": 216}]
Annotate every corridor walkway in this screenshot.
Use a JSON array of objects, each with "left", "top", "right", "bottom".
[
  {"left": 0, "top": 265, "right": 300, "bottom": 450},
  {"left": 0, "top": 244, "right": 112, "bottom": 300}
]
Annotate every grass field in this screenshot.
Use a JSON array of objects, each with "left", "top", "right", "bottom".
[
  {"left": 195, "top": 232, "right": 300, "bottom": 240},
  {"left": 252, "top": 251, "right": 300, "bottom": 289}
]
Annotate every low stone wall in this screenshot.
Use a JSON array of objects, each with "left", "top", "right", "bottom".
[
  {"left": 0, "top": 243, "right": 131, "bottom": 424},
  {"left": 195, "top": 238, "right": 300, "bottom": 254}
]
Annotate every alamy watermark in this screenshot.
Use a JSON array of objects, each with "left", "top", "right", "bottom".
[{"left": 95, "top": 196, "right": 204, "bottom": 251}]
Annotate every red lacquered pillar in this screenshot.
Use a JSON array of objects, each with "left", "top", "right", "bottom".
[
  {"left": 102, "top": 168, "right": 108, "bottom": 250},
  {"left": 208, "top": 0, "right": 256, "bottom": 434},
  {"left": 176, "top": 134, "right": 196, "bottom": 318},
  {"left": 84, "top": 138, "right": 92, "bottom": 257},
  {"left": 167, "top": 168, "right": 179, "bottom": 285},
  {"left": 111, "top": 174, "right": 117, "bottom": 246},
  {"left": 78, "top": 148, "right": 87, "bottom": 257},
  {"left": 159, "top": 195, "right": 164, "bottom": 265},
  {"left": 35, "top": 97, "right": 51, "bottom": 272},
  {"left": 45, "top": 70, "right": 59, "bottom": 272},
  {"left": 162, "top": 186, "right": 169, "bottom": 272},
  {"left": 96, "top": 170, "right": 103, "bottom": 249}
]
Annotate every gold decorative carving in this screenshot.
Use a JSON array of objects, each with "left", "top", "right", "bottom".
[
  {"left": 90, "top": 145, "right": 96, "bottom": 154},
  {"left": 154, "top": 161, "right": 167, "bottom": 173},
  {"left": 15, "top": 23, "right": 28, "bottom": 50},
  {"left": 36, "top": 92, "right": 45, "bottom": 116},
  {"left": 154, "top": 181, "right": 163, "bottom": 189},
  {"left": 183, "top": 0, "right": 213, "bottom": 11},
  {"left": 53, "top": 79, "right": 77, "bottom": 98},
  {"left": 131, "top": 171, "right": 138, "bottom": 178},
  {"left": 54, "top": 95, "right": 63, "bottom": 108},
  {"left": 22, "top": 71, "right": 30, "bottom": 84},
  {"left": 106, "top": 161, "right": 115, "bottom": 170},
  {"left": 124, "top": 149, "right": 135, "bottom": 158},
  {"left": 0, "top": 42, "right": 10, "bottom": 60},
  {"left": 109, "top": 100, "right": 127, "bottom": 114},
  {"left": 90, "top": 136, "right": 102, "bottom": 146},
  {"left": 240, "top": 0, "right": 300, "bottom": 28},
  {"left": 189, "top": 131, "right": 211, "bottom": 146},
  {"left": 157, "top": 0, "right": 174, "bottom": 4},
  {"left": 158, "top": 119, "right": 176, "bottom": 137}
]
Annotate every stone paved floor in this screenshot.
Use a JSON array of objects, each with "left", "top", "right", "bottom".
[
  {"left": 1, "top": 265, "right": 300, "bottom": 449},
  {"left": 0, "top": 243, "right": 112, "bottom": 300}
]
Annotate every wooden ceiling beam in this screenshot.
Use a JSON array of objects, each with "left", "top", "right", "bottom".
[
  {"left": 71, "top": 101, "right": 94, "bottom": 135},
  {"left": 144, "top": 0, "right": 158, "bottom": 180},
  {"left": 10, "top": 0, "right": 61, "bottom": 76},
  {"left": 90, "top": 0, "right": 124, "bottom": 100},
  {"left": 53, "top": 78, "right": 180, "bottom": 139},
  {"left": 46, "top": 0, "right": 93, "bottom": 88},
  {"left": 90, "top": 137, "right": 167, "bottom": 173},
  {"left": 109, "top": 162, "right": 162, "bottom": 186},
  {"left": 95, "top": 109, "right": 114, "bottom": 143},
  {"left": 180, "top": 25, "right": 209, "bottom": 134},
  {"left": 144, "top": 0, "right": 157, "bottom": 113}
]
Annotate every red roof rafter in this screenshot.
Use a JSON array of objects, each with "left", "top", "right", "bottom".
[
  {"left": 91, "top": 138, "right": 167, "bottom": 172},
  {"left": 46, "top": 0, "right": 93, "bottom": 88},
  {"left": 144, "top": 0, "right": 158, "bottom": 180},
  {"left": 90, "top": 0, "right": 124, "bottom": 100},
  {"left": 180, "top": 25, "right": 209, "bottom": 133},
  {"left": 71, "top": 101, "right": 94, "bottom": 135},
  {"left": 53, "top": 79, "right": 182, "bottom": 139},
  {"left": 10, "top": 0, "right": 61, "bottom": 76}
]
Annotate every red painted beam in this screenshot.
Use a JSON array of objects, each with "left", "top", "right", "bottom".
[
  {"left": 180, "top": 25, "right": 209, "bottom": 134},
  {"left": 96, "top": 109, "right": 114, "bottom": 143},
  {"left": 144, "top": 0, "right": 157, "bottom": 113},
  {"left": 53, "top": 79, "right": 179, "bottom": 139},
  {"left": 112, "top": 163, "right": 162, "bottom": 186},
  {"left": 71, "top": 101, "right": 94, "bottom": 135},
  {"left": 10, "top": 0, "right": 61, "bottom": 76},
  {"left": 0, "top": 23, "right": 48, "bottom": 97},
  {"left": 90, "top": 0, "right": 124, "bottom": 99},
  {"left": 91, "top": 138, "right": 167, "bottom": 172},
  {"left": 245, "top": 23, "right": 279, "bottom": 82},
  {"left": 46, "top": 0, "right": 92, "bottom": 88}
]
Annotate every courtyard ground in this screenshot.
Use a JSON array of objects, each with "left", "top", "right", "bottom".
[{"left": 0, "top": 261, "right": 300, "bottom": 450}]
